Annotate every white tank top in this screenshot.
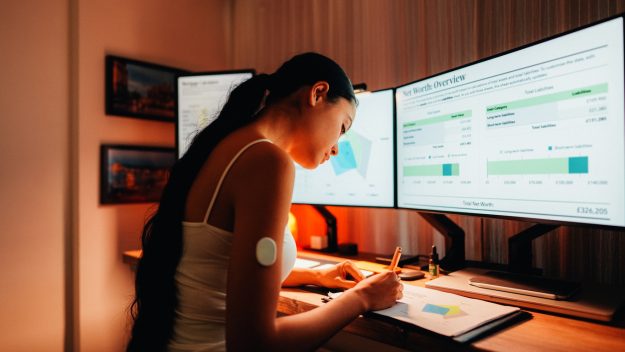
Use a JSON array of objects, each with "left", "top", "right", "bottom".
[{"left": 168, "top": 139, "right": 297, "bottom": 352}]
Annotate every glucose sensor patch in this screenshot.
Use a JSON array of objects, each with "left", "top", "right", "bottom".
[{"left": 256, "top": 237, "right": 277, "bottom": 266}]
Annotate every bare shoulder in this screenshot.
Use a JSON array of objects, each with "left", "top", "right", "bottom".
[
  {"left": 224, "top": 140, "right": 296, "bottom": 206},
  {"left": 234, "top": 141, "right": 295, "bottom": 181}
]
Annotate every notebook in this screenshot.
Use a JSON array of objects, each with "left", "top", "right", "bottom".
[
  {"left": 372, "top": 284, "right": 522, "bottom": 338},
  {"left": 326, "top": 284, "right": 528, "bottom": 342}
]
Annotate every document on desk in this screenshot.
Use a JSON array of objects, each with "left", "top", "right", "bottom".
[
  {"left": 373, "top": 284, "right": 520, "bottom": 337},
  {"left": 314, "top": 263, "right": 375, "bottom": 278},
  {"left": 294, "top": 258, "right": 322, "bottom": 269}
]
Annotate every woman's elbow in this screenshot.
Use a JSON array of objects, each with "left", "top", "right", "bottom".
[{"left": 226, "top": 327, "right": 278, "bottom": 352}]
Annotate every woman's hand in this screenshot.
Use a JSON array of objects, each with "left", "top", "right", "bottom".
[
  {"left": 315, "top": 260, "right": 366, "bottom": 289},
  {"left": 349, "top": 271, "right": 403, "bottom": 311}
]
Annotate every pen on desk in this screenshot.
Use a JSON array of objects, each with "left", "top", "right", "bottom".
[{"left": 389, "top": 246, "right": 402, "bottom": 272}]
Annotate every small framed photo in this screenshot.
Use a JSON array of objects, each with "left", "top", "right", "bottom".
[
  {"left": 100, "top": 144, "right": 176, "bottom": 204},
  {"left": 105, "top": 55, "right": 188, "bottom": 122}
]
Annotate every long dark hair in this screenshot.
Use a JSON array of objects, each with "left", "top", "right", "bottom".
[{"left": 127, "top": 52, "right": 356, "bottom": 351}]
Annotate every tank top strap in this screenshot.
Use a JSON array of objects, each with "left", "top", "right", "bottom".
[{"left": 202, "top": 138, "right": 273, "bottom": 224}]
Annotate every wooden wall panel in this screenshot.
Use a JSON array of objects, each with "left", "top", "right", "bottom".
[{"left": 231, "top": 0, "right": 625, "bottom": 286}]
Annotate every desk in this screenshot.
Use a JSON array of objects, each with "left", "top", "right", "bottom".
[{"left": 123, "top": 250, "right": 625, "bottom": 351}]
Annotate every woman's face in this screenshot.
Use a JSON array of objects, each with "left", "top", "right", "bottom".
[{"left": 290, "top": 84, "right": 356, "bottom": 169}]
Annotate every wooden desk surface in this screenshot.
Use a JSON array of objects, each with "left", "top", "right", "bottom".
[{"left": 123, "top": 249, "right": 625, "bottom": 351}]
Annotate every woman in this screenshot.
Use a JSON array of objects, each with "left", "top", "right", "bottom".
[{"left": 127, "top": 52, "right": 402, "bottom": 352}]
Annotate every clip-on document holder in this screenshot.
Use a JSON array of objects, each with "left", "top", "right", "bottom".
[{"left": 323, "top": 285, "right": 532, "bottom": 343}]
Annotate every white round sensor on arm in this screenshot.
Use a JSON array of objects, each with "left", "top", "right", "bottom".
[{"left": 256, "top": 237, "right": 277, "bottom": 266}]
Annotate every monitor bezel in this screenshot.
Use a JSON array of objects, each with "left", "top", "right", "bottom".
[
  {"left": 175, "top": 69, "right": 256, "bottom": 158},
  {"left": 291, "top": 87, "right": 397, "bottom": 209},
  {"left": 394, "top": 13, "right": 625, "bottom": 231}
]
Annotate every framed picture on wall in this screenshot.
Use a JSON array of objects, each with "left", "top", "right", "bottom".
[
  {"left": 105, "top": 55, "right": 188, "bottom": 122},
  {"left": 100, "top": 144, "right": 176, "bottom": 204}
]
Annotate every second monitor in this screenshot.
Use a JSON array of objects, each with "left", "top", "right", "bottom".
[{"left": 291, "top": 89, "right": 395, "bottom": 207}]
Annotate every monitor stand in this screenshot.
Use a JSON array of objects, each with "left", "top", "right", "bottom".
[
  {"left": 469, "top": 223, "right": 582, "bottom": 300},
  {"left": 377, "top": 212, "right": 466, "bottom": 272},
  {"left": 419, "top": 212, "right": 466, "bottom": 272},
  {"left": 398, "top": 215, "right": 579, "bottom": 300},
  {"left": 507, "top": 223, "right": 559, "bottom": 274}
]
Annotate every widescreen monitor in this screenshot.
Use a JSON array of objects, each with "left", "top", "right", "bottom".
[
  {"left": 177, "top": 70, "right": 254, "bottom": 158},
  {"left": 291, "top": 89, "right": 395, "bottom": 207},
  {"left": 396, "top": 16, "right": 625, "bottom": 228}
]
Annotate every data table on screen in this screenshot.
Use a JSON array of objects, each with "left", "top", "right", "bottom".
[{"left": 396, "top": 17, "right": 625, "bottom": 227}]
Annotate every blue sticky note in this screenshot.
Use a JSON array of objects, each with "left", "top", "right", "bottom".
[{"left": 423, "top": 303, "right": 450, "bottom": 316}]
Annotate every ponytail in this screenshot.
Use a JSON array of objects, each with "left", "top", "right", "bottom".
[
  {"left": 127, "top": 74, "right": 271, "bottom": 352},
  {"left": 127, "top": 53, "right": 355, "bottom": 352},
  {"left": 181, "top": 73, "right": 271, "bottom": 170}
]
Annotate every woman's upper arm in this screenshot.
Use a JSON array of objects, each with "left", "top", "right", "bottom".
[{"left": 225, "top": 144, "right": 294, "bottom": 351}]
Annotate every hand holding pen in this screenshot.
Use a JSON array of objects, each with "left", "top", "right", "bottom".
[
  {"left": 388, "top": 246, "right": 402, "bottom": 273},
  {"left": 322, "top": 246, "right": 404, "bottom": 310},
  {"left": 344, "top": 246, "right": 404, "bottom": 310}
]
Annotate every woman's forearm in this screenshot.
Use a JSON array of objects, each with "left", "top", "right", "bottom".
[
  {"left": 270, "top": 289, "right": 367, "bottom": 352},
  {"left": 282, "top": 268, "right": 322, "bottom": 287}
]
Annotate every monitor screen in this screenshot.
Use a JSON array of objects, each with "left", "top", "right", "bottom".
[
  {"left": 291, "top": 89, "right": 395, "bottom": 207},
  {"left": 177, "top": 71, "right": 254, "bottom": 158},
  {"left": 396, "top": 16, "right": 625, "bottom": 228}
]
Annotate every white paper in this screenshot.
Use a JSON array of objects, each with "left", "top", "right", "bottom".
[
  {"left": 373, "top": 284, "right": 519, "bottom": 337},
  {"left": 314, "top": 263, "right": 374, "bottom": 278},
  {"left": 294, "top": 258, "right": 321, "bottom": 269}
]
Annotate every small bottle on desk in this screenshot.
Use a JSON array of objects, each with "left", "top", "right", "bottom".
[{"left": 428, "top": 245, "right": 439, "bottom": 278}]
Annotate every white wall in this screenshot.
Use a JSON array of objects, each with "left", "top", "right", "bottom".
[{"left": 0, "top": 0, "right": 69, "bottom": 351}]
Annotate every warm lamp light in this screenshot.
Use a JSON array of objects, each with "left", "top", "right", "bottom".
[
  {"left": 352, "top": 82, "right": 367, "bottom": 93},
  {"left": 288, "top": 211, "right": 298, "bottom": 245}
]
